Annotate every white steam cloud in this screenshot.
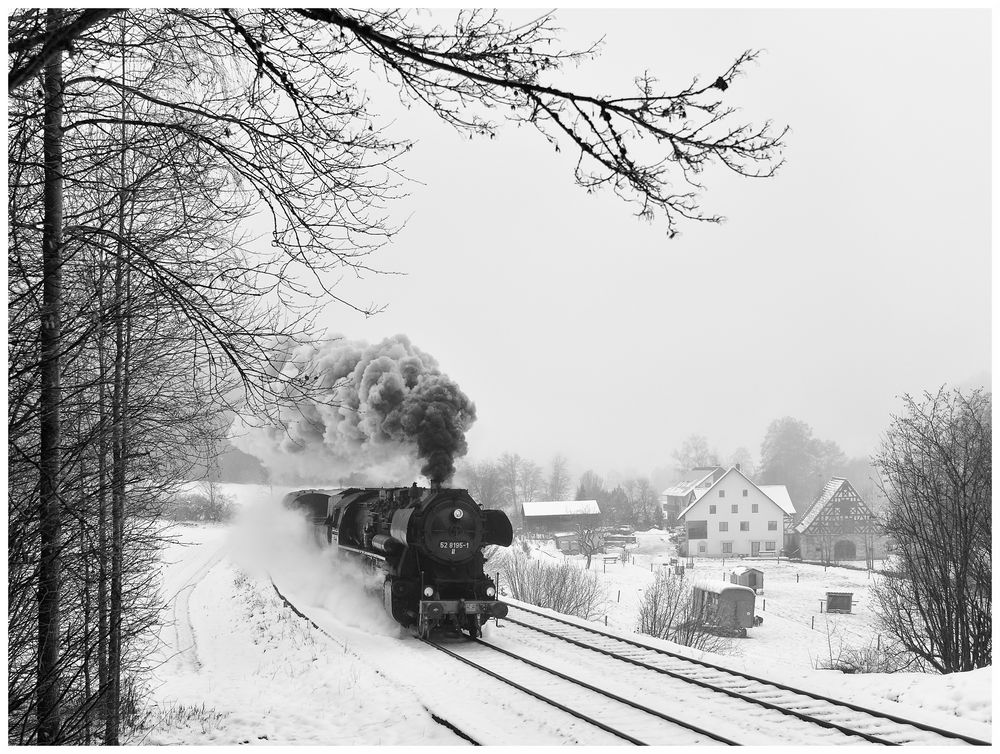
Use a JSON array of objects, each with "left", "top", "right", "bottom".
[{"left": 227, "top": 493, "right": 401, "bottom": 637}]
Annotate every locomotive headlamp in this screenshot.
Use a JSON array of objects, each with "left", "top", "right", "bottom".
[
  {"left": 453, "top": 508, "right": 464, "bottom": 520},
  {"left": 486, "top": 586, "right": 496, "bottom": 597},
  {"left": 423, "top": 586, "right": 434, "bottom": 598}
]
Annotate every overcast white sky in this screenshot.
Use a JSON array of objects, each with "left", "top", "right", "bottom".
[{"left": 299, "top": 9, "right": 991, "bottom": 477}]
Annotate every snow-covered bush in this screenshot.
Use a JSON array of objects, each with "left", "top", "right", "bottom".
[
  {"left": 816, "top": 638, "right": 920, "bottom": 674},
  {"left": 498, "top": 551, "right": 606, "bottom": 619}
]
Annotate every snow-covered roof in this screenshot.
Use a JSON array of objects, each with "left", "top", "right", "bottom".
[
  {"left": 731, "top": 566, "right": 764, "bottom": 576},
  {"left": 661, "top": 481, "right": 697, "bottom": 497},
  {"left": 758, "top": 485, "right": 795, "bottom": 516},
  {"left": 660, "top": 467, "right": 722, "bottom": 498},
  {"left": 795, "top": 478, "right": 872, "bottom": 532},
  {"left": 678, "top": 468, "right": 795, "bottom": 519},
  {"left": 522, "top": 499, "right": 600, "bottom": 517}
]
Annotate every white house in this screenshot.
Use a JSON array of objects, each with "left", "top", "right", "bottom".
[{"left": 679, "top": 467, "right": 795, "bottom": 557}]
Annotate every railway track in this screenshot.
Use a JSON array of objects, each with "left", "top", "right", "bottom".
[
  {"left": 502, "top": 603, "right": 989, "bottom": 746},
  {"left": 264, "top": 573, "right": 987, "bottom": 746},
  {"left": 422, "top": 635, "right": 736, "bottom": 745}
]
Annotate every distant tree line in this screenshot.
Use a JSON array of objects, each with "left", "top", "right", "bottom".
[{"left": 457, "top": 454, "right": 665, "bottom": 531}]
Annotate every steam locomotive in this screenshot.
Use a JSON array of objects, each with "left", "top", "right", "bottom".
[{"left": 284, "top": 484, "right": 513, "bottom": 638}]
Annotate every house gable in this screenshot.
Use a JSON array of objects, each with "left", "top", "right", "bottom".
[
  {"left": 795, "top": 478, "right": 877, "bottom": 536},
  {"left": 680, "top": 466, "right": 791, "bottom": 557},
  {"left": 679, "top": 466, "right": 788, "bottom": 520}
]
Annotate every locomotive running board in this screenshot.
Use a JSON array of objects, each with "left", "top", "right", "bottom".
[{"left": 336, "top": 544, "right": 387, "bottom": 562}]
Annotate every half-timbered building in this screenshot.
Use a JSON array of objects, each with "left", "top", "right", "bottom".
[{"left": 792, "top": 478, "right": 884, "bottom": 566}]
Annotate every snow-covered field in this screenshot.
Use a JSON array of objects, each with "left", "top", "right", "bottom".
[
  {"left": 134, "top": 483, "right": 991, "bottom": 744},
  {"left": 524, "top": 532, "right": 992, "bottom": 732}
]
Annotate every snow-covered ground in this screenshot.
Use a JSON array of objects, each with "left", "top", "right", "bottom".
[
  {"left": 524, "top": 530, "right": 992, "bottom": 730},
  {"left": 134, "top": 484, "right": 991, "bottom": 744}
]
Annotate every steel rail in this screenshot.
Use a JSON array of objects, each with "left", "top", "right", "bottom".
[
  {"left": 502, "top": 612, "right": 888, "bottom": 745},
  {"left": 421, "top": 638, "right": 648, "bottom": 745},
  {"left": 470, "top": 637, "right": 738, "bottom": 745},
  {"left": 507, "top": 603, "right": 990, "bottom": 746},
  {"left": 267, "top": 576, "right": 482, "bottom": 745}
]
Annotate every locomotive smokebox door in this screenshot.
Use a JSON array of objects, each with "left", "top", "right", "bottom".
[{"left": 423, "top": 502, "right": 484, "bottom": 564}]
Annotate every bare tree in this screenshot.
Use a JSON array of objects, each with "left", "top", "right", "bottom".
[
  {"left": 636, "top": 571, "right": 732, "bottom": 653},
  {"left": 458, "top": 459, "right": 504, "bottom": 511},
  {"left": 672, "top": 434, "right": 719, "bottom": 472},
  {"left": 575, "top": 522, "right": 605, "bottom": 570},
  {"left": 496, "top": 451, "right": 523, "bottom": 512},
  {"left": 545, "top": 454, "right": 571, "bottom": 500},
  {"left": 870, "top": 387, "right": 991, "bottom": 673},
  {"left": 517, "top": 459, "right": 543, "bottom": 504},
  {"left": 35, "top": 10, "right": 65, "bottom": 742},
  {"left": 11, "top": 9, "right": 786, "bottom": 239}
]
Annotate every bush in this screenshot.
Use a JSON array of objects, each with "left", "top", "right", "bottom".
[
  {"left": 164, "top": 484, "right": 234, "bottom": 522},
  {"left": 498, "top": 551, "right": 606, "bottom": 619},
  {"left": 816, "top": 638, "right": 921, "bottom": 674}
]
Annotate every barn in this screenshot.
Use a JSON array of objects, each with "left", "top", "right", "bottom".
[
  {"left": 521, "top": 499, "right": 600, "bottom": 534},
  {"left": 792, "top": 478, "right": 885, "bottom": 566}
]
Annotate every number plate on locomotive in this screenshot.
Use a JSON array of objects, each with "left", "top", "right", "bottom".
[{"left": 440, "top": 542, "right": 470, "bottom": 549}]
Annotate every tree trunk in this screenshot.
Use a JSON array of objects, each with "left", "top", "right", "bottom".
[
  {"left": 37, "top": 7, "right": 64, "bottom": 744},
  {"left": 96, "top": 271, "right": 109, "bottom": 730},
  {"left": 106, "top": 24, "right": 128, "bottom": 738}
]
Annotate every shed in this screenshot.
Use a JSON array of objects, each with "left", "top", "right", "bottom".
[
  {"left": 729, "top": 566, "right": 764, "bottom": 591},
  {"left": 551, "top": 531, "right": 581, "bottom": 553},
  {"left": 825, "top": 592, "right": 854, "bottom": 614},
  {"left": 521, "top": 499, "right": 600, "bottom": 534}
]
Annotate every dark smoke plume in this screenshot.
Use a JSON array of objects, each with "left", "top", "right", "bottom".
[{"left": 231, "top": 335, "right": 476, "bottom": 484}]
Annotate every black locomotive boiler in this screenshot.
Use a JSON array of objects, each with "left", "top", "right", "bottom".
[{"left": 283, "top": 484, "right": 513, "bottom": 638}]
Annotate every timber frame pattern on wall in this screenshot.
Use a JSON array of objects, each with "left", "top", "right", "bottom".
[{"left": 796, "top": 478, "right": 881, "bottom": 568}]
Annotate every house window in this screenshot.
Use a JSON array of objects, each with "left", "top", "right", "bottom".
[
  {"left": 722, "top": 542, "right": 733, "bottom": 554},
  {"left": 764, "top": 541, "right": 776, "bottom": 551},
  {"left": 768, "top": 520, "right": 778, "bottom": 531},
  {"left": 752, "top": 503, "right": 758, "bottom": 513},
  {"left": 709, "top": 504, "right": 716, "bottom": 514},
  {"left": 742, "top": 489, "right": 748, "bottom": 497},
  {"left": 740, "top": 521, "right": 749, "bottom": 531},
  {"left": 698, "top": 542, "right": 706, "bottom": 553},
  {"left": 719, "top": 521, "right": 729, "bottom": 532},
  {"left": 687, "top": 520, "right": 708, "bottom": 540},
  {"left": 719, "top": 489, "right": 726, "bottom": 498},
  {"left": 731, "top": 504, "right": 738, "bottom": 514}
]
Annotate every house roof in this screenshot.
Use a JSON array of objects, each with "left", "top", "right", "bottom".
[
  {"left": 795, "top": 478, "right": 872, "bottom": 533},
  {"left": 660, "top": 467, "right": 723, "bottom": 498},
  {"left": 731, "top": 566, "right": 764, "bottom": 576},
  {"left": 757, "top": 485, "right": 795, "bottom": 516},
  {"left": 678, "top": 467, "right": 796, "bottom": 519},
  {"left": 522, "top": 499, "right": 600, "bottom": 517}
]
